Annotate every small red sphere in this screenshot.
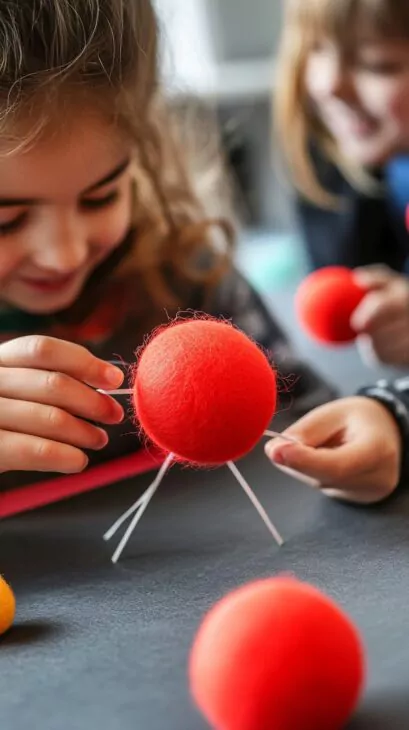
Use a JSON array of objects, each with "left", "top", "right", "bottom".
[
  {"left": 295, "top": 266, "right": 367, "bottom": 344},
  {"left": 189, "top": 577, "right": 365, "bottom": 730},
  {"left": 133, "top": 318, "right": 277, "bottom": 465}
]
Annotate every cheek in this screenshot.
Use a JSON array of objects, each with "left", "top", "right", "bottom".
[
  {"left": 89, "top": 188, "right": 133, "bottom": 251},
  {"left": 357, "top": 75, "right": 409, "bottom": 126},
  {"left": 388, "top": 80, "right": 409, "bottom": 132},
  {"left": 0, "top": 244, "right": 26, "bottom": 279},
  {"left": 304, "top": 57, "right": 326, "bottom": 101}
]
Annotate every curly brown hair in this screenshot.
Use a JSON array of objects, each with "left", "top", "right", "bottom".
[{"left": 0, "top": 0, "right": 234, "bottom": 319}]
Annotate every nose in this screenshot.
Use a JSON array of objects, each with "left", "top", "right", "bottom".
[{"left": 31, "top": 209, "right": 88, "bottom": 273}]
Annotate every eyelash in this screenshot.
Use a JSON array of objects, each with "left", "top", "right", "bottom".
[
  {"left": 80, "top": 190, "right": 120, "bottom": 210},
  {"left": 0, "top": 213, "right": 28, "bottom": 236},
  {"left": 0, "top": 191, "right": 120, "bottom": 236}
]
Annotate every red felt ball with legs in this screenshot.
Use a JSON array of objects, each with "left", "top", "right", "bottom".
[
  {"left": 132, "top": 318, "right": 277, "bottom": 465},
  {"left": 189, "top": 577, "right": 365, "bottom": 730},
  {"left": 295, "top": 266, "right": 367, "bottom": 344}
]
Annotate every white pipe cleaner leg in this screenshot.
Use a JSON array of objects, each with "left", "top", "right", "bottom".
[
  {"left": 104, "top": 453, "right": 174, "bottom": 563},
  {"left": 227, "top": 461, "right": 284, "bottom": 546}
]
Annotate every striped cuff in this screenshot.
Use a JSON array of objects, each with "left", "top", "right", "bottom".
[{"left": 357, "top": 381, "right": 409, "bottom": 486}]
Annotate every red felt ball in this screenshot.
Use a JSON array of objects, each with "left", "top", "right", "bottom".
[
  {"left": 132, "top": 318, "right": 277, "bottom": 465},
  {"left": 189, "top": 577, "right": 365, "bottom": 730},
  {"left": 295, "top": 266, "right": 367, "bottom": 344}
]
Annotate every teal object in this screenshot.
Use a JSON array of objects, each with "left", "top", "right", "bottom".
[{"left": 237, "top": 232, "right": 308, "bottom": 295}]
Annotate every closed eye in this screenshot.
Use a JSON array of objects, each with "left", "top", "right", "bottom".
[
  {"left": 80, "top": 191, "right": 120, "bottom": 211},
  {"left": 0, "top": 212, "right": 28, "bottom": 236}
]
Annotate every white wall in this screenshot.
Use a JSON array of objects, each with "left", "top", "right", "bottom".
[
  {"left": 154, "top": 0, "right": 283, "bottom": 98},
  {"left": 153, "top": 0, "right": 217, "bottom": 94},
  {"left": 153, "top": 0, "right": 290, "bottom": 229}
]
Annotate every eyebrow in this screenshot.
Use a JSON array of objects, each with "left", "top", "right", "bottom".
[{"left": 0, "top": 157, "right": 131, "bottom": 207}]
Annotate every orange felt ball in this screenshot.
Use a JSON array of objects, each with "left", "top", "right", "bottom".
[
  {"left": 189, "top": 577, "right": 365, "bottom": 730},
  {"left": 0, "top": 576, "right": 15, "bottom": 635},
  {"left": 133, "top": 318, "right": 277, "bottom": 466},
  {"left": 295, "top": 266, "right": 367, "bottom": 344}
]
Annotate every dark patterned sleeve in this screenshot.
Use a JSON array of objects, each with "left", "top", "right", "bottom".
[
  {"left": 205, "top": 268, "right": 338, "bottom": 415},
  {"left": 358, "top": 377, "right": 409, "bottom": 485}
]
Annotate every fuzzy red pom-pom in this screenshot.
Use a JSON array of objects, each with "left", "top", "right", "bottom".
[
  {"left": 132, "top": 318, "right": 277, "bottom": 466},
  {"left": 189, "top": 577, "right": 365, "bottom": 730},
  {"left": 295, "top": 266, "right": 367, "bottom": 344}
]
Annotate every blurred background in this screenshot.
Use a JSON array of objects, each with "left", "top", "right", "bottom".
[
  {"left": 153, "top": 0, "right": 308, "bottom": 292},
  {"left": 155, "top": 0, "right": 288, "bottom": 225},
  {"left": 151, "top": 0, "right": 397, "bottom": 391}
]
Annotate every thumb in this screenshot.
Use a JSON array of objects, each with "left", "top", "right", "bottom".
[
  {"left": 265, "top": 440, "right": 345, "bottom": 484},
  {"left": 352, "top": 265, "right": 392, "bottom": 291}
]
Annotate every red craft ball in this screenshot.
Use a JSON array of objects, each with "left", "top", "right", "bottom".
[
  {"left": 295, "top": 266, "right": 367, "bottom": 344},
  {"left": 133, "top": 318, "right": 277, "bottom": 466},
  {"left": 189, "top": 577, "right": 365, "bottom": 730}
]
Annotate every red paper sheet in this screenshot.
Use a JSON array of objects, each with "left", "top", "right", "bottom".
[{"left": 0, "top": 448, "right": 164, "bottom": 519}]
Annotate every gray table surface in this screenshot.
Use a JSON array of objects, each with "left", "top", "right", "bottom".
[
  {"left": 1, "top": 398, "right": 409, "bottom": 730},
  {"left": 1, "top": 249, "right": 409, "bottom": 729}
]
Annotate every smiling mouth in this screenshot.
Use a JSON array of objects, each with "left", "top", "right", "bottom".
[
  {"left": 18, "top": 273, "right": 79, "bottom": 293},
  {"left": 326, "top": 109, "right": 376, "bottom": 135}
]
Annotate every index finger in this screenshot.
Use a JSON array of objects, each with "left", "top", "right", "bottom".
[
  {"left": 352, "top": 264, "right": 393, "bottom": 290},
  {"left": 268, "top": 439, "right": 374, "bottom": 484},
  {"left": 350, "top": 291, "right": 398, "bottom": 333},
  {"left": 0, "top": 336, "right": 124, "bottom": 390},
  {"left": 277, "top": 400, "right": 346, "bottom": 448}
]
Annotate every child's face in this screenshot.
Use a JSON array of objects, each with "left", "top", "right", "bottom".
[
  {"left": 305, "top": 36, "right": 409, "bottom": 166},
  {"left": 0, "top": 112, "right": 133, "bottom": 314}
]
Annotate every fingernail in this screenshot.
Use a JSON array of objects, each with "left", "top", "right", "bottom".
[
  {"left": 110, "top": 400, "right": 125, "bottom": 423},
  {"left": 104, "top": 365, "right": 124, "bottom": 387},
  {"left": 265, "top": 442, "right": 294, "bottom": 466},
  {"left": 271, "top": 449, "right": 286, "bottom": 465},
  {"left": 265, "top": 442, "right": 285, "bottom": 464},
  {"left": 94, "top": 428, "right": 109, "bottom": 449}
]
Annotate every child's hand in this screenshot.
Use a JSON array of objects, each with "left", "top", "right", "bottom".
[
  {"left": 350, "top": 265, "right": 409, "bottom": 367},
  {"left": 265, "top": 397, "right": 402, "bottom": 504},
  {"left": 0, "top": 336, "right": 125, "bottom": 474}
]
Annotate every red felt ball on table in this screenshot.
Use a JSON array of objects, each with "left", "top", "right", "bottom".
[
  {"left": 132, "top": 318, "right": 277, "bottom": 466},
  {"left": 189, "top": 577, "right": 365, "bottom": 730},
  {"left": 295, "top": 266, "right": 367, "bottom": 344}
]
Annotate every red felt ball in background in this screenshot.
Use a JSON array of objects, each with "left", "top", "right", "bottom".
[
  {"left": 295, "top": 266, "right": 367, "bottom": 344},
  {"left": 189, "top": 577, "right": 365, "bottom": 730},
  {"left": 133, "top": 318, "right": 277, "bottom": 466}
]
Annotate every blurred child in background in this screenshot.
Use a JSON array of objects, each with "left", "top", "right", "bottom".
[{"left": 275, "top": 0, "right": 409, "bottom": 367}]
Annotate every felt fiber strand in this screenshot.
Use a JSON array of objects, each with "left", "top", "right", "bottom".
[{"left": 0, "top": 448, "right": 163, "bottom": 519}]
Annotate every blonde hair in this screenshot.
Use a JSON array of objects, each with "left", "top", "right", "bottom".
[
  {"left": 0, "top": 0, "right": 234, "bottom": 314},
  {"left": 274, "top": 0, "right": 409, "bottom": 208}
]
